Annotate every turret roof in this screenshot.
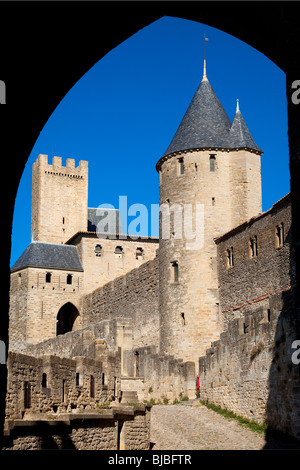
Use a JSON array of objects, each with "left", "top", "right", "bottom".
[
  {"left": 159, "top": 67, "right": 262, "bottom": 162},
  {"left": 227, "top": 101, "right": 262, "bottom": 153},
  {"left": 162, "top": 79, "right": 232, "bottom": 157}
]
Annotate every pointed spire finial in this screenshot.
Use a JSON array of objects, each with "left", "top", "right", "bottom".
[
  {"left": 202, "top": 34, "right": 209, "bottom": 82},
  {"left": 236, "top": 99, "right": 240, "bottom": 112}
]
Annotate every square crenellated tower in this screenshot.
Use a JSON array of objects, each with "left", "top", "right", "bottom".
[{"left": 31, "top": 154, "right": 88, "bottom": 244}]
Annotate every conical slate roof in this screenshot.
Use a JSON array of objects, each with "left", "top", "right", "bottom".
[
  {"left": 162, "top": 78, "right": 232, "bottom": 157},
  {"left": 159, "top": 69, "right": 262, "bottom": 162},
  {"left": 228, "top": 102, "right": 262, "bottom": 153}
]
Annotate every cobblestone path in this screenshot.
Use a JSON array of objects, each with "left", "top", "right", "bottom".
[{"left": 149, "top": 401, "right": 300, "bottom": 450}]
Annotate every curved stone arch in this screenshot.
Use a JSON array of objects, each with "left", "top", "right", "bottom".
[{"left": 56, "top": 302, "right": 82, "bottom": 336}]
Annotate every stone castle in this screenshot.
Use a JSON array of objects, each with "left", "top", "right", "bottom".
[{"left": 4, "top": 61, "right": 300, "bottom": 449}]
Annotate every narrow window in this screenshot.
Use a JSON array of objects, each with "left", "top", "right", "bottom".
[
  {"left": 94, "top": 244, "right": 102, "bottom": 256},
  {"left": 171, "top": 261, "right": 179, "bottom": 282},
  {"left": 101, "top": 373, "right": 105, "bottom": 386},
  {"left": 66, "top": 274, "right": 72, "bottom": 285},
  {"left": 249, "top": 236, "right": 258, "bottom": 258},
  {"left": 45, "top": 272, "right": 52, "bottom": 283},
  {"left": 62, "top": 379, "right": 66, "bottom": 402},
  {"left": 136, "top": 247, "right": 143, "bottom": 260},
  {"left": 212, "top": 197, "right": 215, "bottom": 206},
  {"left": 135, "top": 352, "right": 140, "bottom": 377},
  {"left": 76, "top": 373, "right": 80, "bottom": 386},
  {"left": 24, "top": 382, "right": 31, "bottom": 409},
  {"left": 90, "top": 375, "right": 95, "bottom": 398},
  {"left": 210, "top": 155, "right": 216, "bottom": 172},
  {"left": 62, "top": 217, "right": 65, "bottom": 224},
  {"left": 181, "top": 313, "right": 185, "bottom": 326},
  {"left": 243, "top": 323, "right": 248, "bottom": 334},
  {"left": 195, "top": 163, "right": 198, "bottom": 175},
  {"left": 227, "top": 247, "right": 234, "bottom": 268},
  {"left": 267, "top": 309, "right": 271, "bottom": 322},
  {"left": 178, "top": 157, "right": 184, "bottom": 175},
  {"left": 42, "top": 373, "right": 47, "bottom": 388},
  {"left": 275, "top": 223, "right": 284, "bottom": 248}
]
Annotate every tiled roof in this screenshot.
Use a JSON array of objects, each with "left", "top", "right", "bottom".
[{"left": 11, "top": 241, "right": 84, "bottom": 273}]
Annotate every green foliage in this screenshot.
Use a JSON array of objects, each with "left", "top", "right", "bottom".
[
  {"left": 96, "top": 401, "right": 111, "bottom": 409},
  {"left": 200, "top": 400, "right": 267, "bottom": 435}
]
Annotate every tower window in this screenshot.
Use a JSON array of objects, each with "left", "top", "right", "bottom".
[
  {"left": 42, "top": 373, "right": 47, "bottom": 389},
  {"left": 275, "top": 223, "right": 284, "bottom": 248},
  {"left": 212, "top": 197, "right": 215, "bottom": 206},
  {"left": 210, "top": 155, "right": 216, "bottom": 172},
  {"left": 45, "top": 272, "right": 52, "bottom": 283},
  {"left": 226, "top": 247, "right": 234, "bottom": 268},
  {"left": 249, "top": 236, "right": 258, "bottom": 258},
  {"left": 62, "top": 217, "right": 65, "bottom": 225},
  {"left": 171, "top": 261, "right": 179, "bottom": 282},
  {"left": 181, "top": 313, "right": 185, "bottom": 326},
  {"left": 66, "top": 274, "right": 72, "bottom": 285},
  {"left": 95, "top": 244, "right": 102, "bottom": 256},
  {"left": 136, "top": 247, "right": 143, "bottom": 259},
  {"left": 178, "top": 157, "right": 184, "bottom": 175},
  {"left": 76, "top": 372, "right": 80, "bottom": 386},
  {"left": 90, "top": 375, "right": 95, "bottom": 398}
]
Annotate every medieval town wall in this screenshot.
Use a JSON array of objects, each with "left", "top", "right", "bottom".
[
  {"left": 198, "top": 195, "right": 300, "bottom": 440},
  {"left": 70, "top": 233, "right": 158, "bottom": 294},
  {"left": 82, "top": 256, "right": 160, "bottom": 350}
]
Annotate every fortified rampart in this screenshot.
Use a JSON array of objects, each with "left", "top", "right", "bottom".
[
  {"left": 198, "top": 194, "right": 300, "bottom": 440},
  {"left": 82, "top": 256, "right": 160, "bottom": 349}
]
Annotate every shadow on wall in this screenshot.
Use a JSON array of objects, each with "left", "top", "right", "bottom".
[{"left": 264, "top": 278, "right": 300, "bottom": 447}]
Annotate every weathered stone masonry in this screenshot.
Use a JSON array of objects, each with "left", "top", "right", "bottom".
[{"left": 198, "top": 194, "right": 300, "bottom": 440}]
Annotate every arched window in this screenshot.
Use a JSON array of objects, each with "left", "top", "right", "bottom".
[
  {"left": 66, "top": 274, "right": 72, "bottom": 285},
  {"left": 94, "top": 244, "right": 102, "bottom": 256},
  {"left": 210, "top": 155, "right": 216, "bottom": 172},
  {"left": 45, "top": 272, "right": 52, "bottom": 283}
]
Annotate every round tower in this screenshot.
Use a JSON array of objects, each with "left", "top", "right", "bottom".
[{"left": 156, "top": 62, "right": 263, "bottom": 364}]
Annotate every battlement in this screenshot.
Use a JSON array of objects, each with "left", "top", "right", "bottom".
[
  {"left": 31, "top": 153, "right": 89, "bottom": 244},
  {"left": 33, "top": 154, "right": 88, "bottom": 178}
]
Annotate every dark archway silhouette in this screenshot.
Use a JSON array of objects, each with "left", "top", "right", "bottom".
[
  {"left": 56, "top": 303, "right": 80, "bottom": 336},
  {"left": 2, "top": 2, "right": 300, "bottom": 448}
]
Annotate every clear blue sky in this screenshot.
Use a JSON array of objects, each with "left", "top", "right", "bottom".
[{"left": 10, "top": 16, "right": 290, "bottom": 267}]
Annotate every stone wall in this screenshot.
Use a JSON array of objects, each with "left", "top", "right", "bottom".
[
  {"left": 5, "top": 352, "right": 119, "bottom": 421},
  {"left": 122, "top": 346, "right": 196, "bottom": 402},
  {"left": 198, "top": 194, "right": 300, "bottom": 440},
  {"left": 82, "top": 256, "right": 160, "bottom": 350},
  {"left": 215, "top": 193, "right": 293, "bottom": 329},
  {"left": 70, "top": 232, "right": 158, "bottom": 294},
  {"left": 2, "top": 405, "right": 152, "bottom": 450},
  {"left": 9, "top": 267, "right": 84, "bottom": 352},
  {"left": 198, "top": 289, "right": 300, "bottom": 439}
]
